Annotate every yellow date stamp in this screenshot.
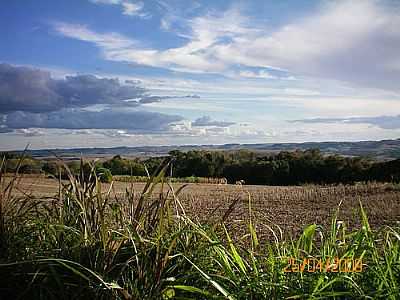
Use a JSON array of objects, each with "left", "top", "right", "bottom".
[{"left": 283, "top": 257, "right": 363, "bottom": 273}]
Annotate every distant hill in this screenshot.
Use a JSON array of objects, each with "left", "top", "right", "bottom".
[{"left": 11, "top": 138, "right": 400, "bottom": 161}]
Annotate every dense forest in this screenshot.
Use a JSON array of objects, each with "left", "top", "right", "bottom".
[{"left": 2, "top": 149, "right": 400, "bottom": 185}]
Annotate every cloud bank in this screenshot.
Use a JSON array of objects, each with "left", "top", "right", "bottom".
[
  {"left": 0, "top": 63, "right": 147, "bottom": 113},
  {"left": 293, "top": 115, "right": 400, "bottom": 129},
  {"left": 0, "top": 64, "right": 195, "bottom": 134},
  {"left": 0, "top": 64, "right": 201, "bottom": 113},
  {"left": 0, "top": 64, "right": 236, "bottom": 137},
  {"left": 3, "top": 109, "right": 183, "bottom": 131}
]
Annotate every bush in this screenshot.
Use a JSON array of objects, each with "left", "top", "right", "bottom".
[{"left": 96, "top": 167, "right": 112, "bottom": 183}]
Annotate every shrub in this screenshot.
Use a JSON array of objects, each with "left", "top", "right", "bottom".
[{"left": 96, "top": 167, "right": 112, "bottom": 183}]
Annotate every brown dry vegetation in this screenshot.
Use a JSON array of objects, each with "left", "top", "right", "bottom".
[{"left": 6, "top": 174, "right": 400, "bottom": 239}]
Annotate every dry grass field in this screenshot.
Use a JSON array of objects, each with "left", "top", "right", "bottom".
[{"left": 7, "top": 174, "right": 400, "bottom": 238}]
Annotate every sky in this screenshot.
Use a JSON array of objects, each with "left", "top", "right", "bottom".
[{"left": 1, "top": 0, "right": 400, "bottom": 150}]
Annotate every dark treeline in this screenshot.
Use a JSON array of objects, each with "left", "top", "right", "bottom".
[
  {"left": 168, "top": 149, "right": 400, "bottom": 185},
  {"left": 2, "top": 149, "right": 400, "bottom": 185}
]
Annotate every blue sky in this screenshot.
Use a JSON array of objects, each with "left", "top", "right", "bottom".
[{"left": 1, "top": 0, "right": 400, "bottom": 150}]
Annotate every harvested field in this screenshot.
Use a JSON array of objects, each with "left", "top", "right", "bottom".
[{"left": 7, "top": 174, "right": 400, "bottom": 237}]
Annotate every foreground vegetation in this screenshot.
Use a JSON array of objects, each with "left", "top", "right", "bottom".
[{"left": 1, "top": 157, "right": 400, "bottom": 299}]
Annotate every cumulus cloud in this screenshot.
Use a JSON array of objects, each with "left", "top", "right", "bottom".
[
  {"left": 0, "top": 64, "right": 196, "bottom": 113},
  {"left": 292, "top": 115, "right": 400, "bottom": 129},
  {"left": 4, "top": 109, "right": 183, "bottom": 132},
  {"left": 0, "top": 64, "right": 147, "bottom": 113},
  {"left": 0, "top": 64, "right": 62, "bottom": 113},
  {"left": 0, "top": 64, "right": 204, "bottom": 135},
  {"left": 56, "top": 1, "right": 400, "bottom": 91},
  {"left": 192, "top": 116, "right": 235, "bottom": 127}
]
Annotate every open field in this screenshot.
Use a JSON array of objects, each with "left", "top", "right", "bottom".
[
  {"left": 2, "top": 167, "right": 400, "bottom": 299},
  {"left": 7, "top": 174, "right": 400, "bottom": 237}
]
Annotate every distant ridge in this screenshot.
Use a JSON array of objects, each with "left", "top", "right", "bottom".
[{"left": 9, "top": 138, "right": 400, "bottom": 161}]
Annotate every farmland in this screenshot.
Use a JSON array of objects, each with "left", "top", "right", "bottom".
[
  {"left": 2, "top": 159, "right": 400, "bottom": 299},
  {"left": 8, "top": 174, "right": 400, "bottom": 237}
]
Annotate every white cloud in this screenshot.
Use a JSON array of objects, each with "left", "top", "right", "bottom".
[
  {"left": 293, "top": 115, "right": 400, "bottom": 129},
  {"left": 281, "top": 97, "right": 400, "bottom": 118},
  {"left": 14, "top": 128, "right": 45, "bottom": 137},
  {"left": 89, "top": 0, "right": 148, "bottom": 18},
  {"left": 54, "top": 20, "right": 226, "bottom": 73},
  {"left": 59, "top": 1, "right": 400, "bottom": 92},
  {"left": 238, "top": 70, "right": 275, "bottom": 79},
  {"left": 121, "top": 2, "right": 142, "bottom": 16},
  {"left": 54, "top": 22, "right": 136, "bottom": 51},
  {"left": 215, "top": 1, "right": 400, "bottom": 91},
  {"left": 54, "top": 7, "right": 251, "bottom": 73}
]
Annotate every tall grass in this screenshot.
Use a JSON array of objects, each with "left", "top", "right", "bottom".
[{"left": 0, "top": 157, "right": 399, "bottom": 299}]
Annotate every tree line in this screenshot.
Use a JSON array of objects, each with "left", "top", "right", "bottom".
[
  {"left": 1, "top": 149, "right": 400, "bottom": 185},
  {"left": 167, "top": 149, "right": 400, "bottom": 185}
]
